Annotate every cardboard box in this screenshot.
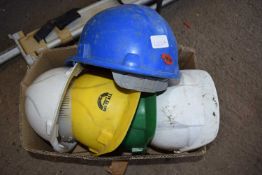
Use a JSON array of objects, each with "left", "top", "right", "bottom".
[{"left": 19, "top": 45, "right": 206, "bottom": 161}]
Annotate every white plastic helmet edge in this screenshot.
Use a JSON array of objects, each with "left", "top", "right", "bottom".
[{"left": 25, "top": 63, "right": 83, "bottom": 153}]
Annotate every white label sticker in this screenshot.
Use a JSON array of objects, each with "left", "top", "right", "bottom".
[{"left": 150, "top": 35, "right": 169, "bottom": 49}]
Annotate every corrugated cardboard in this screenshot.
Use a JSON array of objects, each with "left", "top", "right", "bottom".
[{"left": 19, "top": 45, "right": 206, "bottom": 161}]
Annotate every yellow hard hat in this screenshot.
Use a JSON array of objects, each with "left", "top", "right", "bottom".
[{"left": 70, "top": 73, "right": 140, "bottom": 156}]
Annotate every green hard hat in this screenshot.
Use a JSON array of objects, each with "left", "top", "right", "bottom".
[{"left": 120, "top": 93, "right": 156, "bottom": 153}]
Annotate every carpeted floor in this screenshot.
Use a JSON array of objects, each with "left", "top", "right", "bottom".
[{"left": 0, "top": 0, "right": 261, "bottom": 174}]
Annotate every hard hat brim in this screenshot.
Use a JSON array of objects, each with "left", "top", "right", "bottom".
[
  {"left": 112, "top": 72, "right": 168, "bottom": 92},
  {"left": 73, "top": 56, "right": 180, "bottom": 79}
]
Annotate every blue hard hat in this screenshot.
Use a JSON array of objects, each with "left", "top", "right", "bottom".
[{"left": 73, "top": 4, "right": 180, "bottom": 79}]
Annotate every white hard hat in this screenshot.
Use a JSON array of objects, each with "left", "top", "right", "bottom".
[
  {"left": 25, "top": 64, "right": 82, "bottom": 153},
  {"left": 151, "top": 70, "right": 219, "bottom": 152}
]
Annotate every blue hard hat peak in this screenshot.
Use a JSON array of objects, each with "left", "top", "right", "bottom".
[{"left": 74, "top": 4, "right": 180, "bottom": 79}]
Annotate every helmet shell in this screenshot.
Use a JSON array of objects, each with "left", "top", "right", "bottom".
[
  {"left": 151, "top": 70, "right": 220, "bottom": 152},
  {"left": 121, "top": 94, "right": 156, "bottom": 153},
  {"left": 25, "top": 65, "right": 82, "bottom": 153},
  {"left": 70, "top": 73, "right": 141, "bottom": 156},
  {"left": 73, "top": 4, "right": 180, "bottom": 79}
]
